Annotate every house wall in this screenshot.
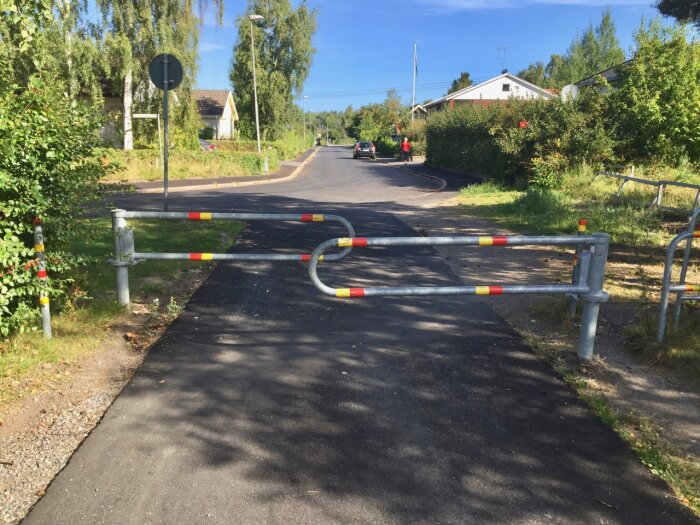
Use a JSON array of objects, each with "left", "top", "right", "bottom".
[{"left": 453, "top": 78, "right": 548, "bottom": 101}]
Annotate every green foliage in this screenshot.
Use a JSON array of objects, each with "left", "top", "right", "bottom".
[
  {"left": 656, "top": 0, "right": 700, "bottom": 25},
  {"left": 609, "top": 21, "right": 700, "bottom": 165},
  {"left": 230, "top": 0, "right": 317, "bottom": 141},
  {"left": 447, "top": 72, "right": 473, "bottom": 94},
  {"left": 0, "top": 79, "right": 110, "bottom": 337}
]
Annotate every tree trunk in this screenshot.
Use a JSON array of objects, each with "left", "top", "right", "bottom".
[{"left": 123, "top": 68, "right": 133, "bottom": 150}]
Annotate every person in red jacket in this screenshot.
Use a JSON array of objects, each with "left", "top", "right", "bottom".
[{"left": 401, "top": 137, "right": 411, "bottom": 165}]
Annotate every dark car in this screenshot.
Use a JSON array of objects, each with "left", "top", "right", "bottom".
[{"left": 353, "top": 141, "right": 376, "bottom": 159}]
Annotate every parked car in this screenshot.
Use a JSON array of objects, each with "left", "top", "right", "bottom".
[
  {"left": 353, "top": 141, "right": 376, "bottom": 159},
  {"left": 199, "top": 139, "right": 217, "bottom": 152}
]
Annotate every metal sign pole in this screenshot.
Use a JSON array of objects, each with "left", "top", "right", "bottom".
[{"left": 162, "top": 56, "right": 169, "bottom": 211}]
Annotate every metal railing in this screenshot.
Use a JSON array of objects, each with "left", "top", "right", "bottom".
[
  {"left": 594, "top": 166, "right": 700, "bottom": 212},
  {"left": 110, "top": 208, "right": 355, "bottom": 306},
  {"left": 656, "top": 208, "right": 700, "bottom": 342},
  {"left": 33, "top": 218, "right": 51, "bottom": 339},
  {"left": 308, "top": 234, "right": 610, "bottom": 360}
]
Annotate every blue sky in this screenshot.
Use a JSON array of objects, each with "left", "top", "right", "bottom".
[{"left": 197, "top": 0, "right": 663, "bottom": 112}]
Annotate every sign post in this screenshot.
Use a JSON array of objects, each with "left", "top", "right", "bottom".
[{"left": 149, "top": 54, "right": 183, "bottom": 211}]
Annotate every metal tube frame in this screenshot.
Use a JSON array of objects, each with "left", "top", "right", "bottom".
[
  {"left": 108, "top": 209, "right": 355, "bottom": 307},
  {"left": 308, "top": 234, "right": 610, "bottom": 360},
  {"left": 671, "top": 208, "right": 700, "bottom": 328},
  {"left": 33, "top": 221, "right": 52, "bottom": 338}
]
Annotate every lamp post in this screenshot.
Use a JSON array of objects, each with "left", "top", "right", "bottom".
[
  {"left": 302, "top": 95, "right": 309, "bottom": 147},
  {"left": 249, "top": 14, "right": 266, "bottom": 173}
]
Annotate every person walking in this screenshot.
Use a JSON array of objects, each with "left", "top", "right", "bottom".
[{"left": 401, "top": 137, "right": 411, "bottom": 165}]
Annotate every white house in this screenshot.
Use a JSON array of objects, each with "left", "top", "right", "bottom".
[
  {"left": 193, "top": 89, "right": 239, "bottom": 139},
  {"left": 424, "top": 72, "right": 556, "bottom": 112}
]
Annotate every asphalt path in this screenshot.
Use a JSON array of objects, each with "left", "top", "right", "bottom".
[{"left": 23, "top": 147, "right": 696, "bottom": 524}]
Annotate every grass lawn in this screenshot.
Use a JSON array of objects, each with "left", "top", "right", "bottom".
[{"left": 0, "top": 217, "right": 243, "bottom": 408}]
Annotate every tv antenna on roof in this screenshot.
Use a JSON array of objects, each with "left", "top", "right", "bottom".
[{"left": 497, "top": 46, "right": 511, "bottom": 73}]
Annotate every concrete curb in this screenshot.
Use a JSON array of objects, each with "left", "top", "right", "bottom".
[
  {"left": 376, "top": 156, "right": 447, "bottom": 192},
  {"left": 133, "top": 147, "right": 320, "bottom": 194}
]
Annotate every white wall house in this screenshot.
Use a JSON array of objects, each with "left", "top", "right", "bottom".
[
  {"left": 193, "top": 90, "right": 239, "bottom": 139},
  {"left": 424, "top": 72, "right": 556, "bottom": 112}
]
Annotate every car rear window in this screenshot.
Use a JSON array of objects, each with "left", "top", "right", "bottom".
[{"left": 359, "top": 142, "right": 371, "bottom": 147}]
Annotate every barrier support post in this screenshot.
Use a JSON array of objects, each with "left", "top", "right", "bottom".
[
  {"left": 577, "top": 233, "right": 610, "bottom": 360},
  {"left": 33, "top": 219, "right": 52, "bottom": 339},
  {"left": 111, "top": 209, "right": 133, "bottom": 307},
  {"left": 568, "top": 218, "right": 587, "bottom": 319}
]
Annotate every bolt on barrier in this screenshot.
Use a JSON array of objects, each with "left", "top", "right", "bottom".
[
  {"left": 110, "top": 208, "right": 355, "bottom": 307},
  {"left": 308, "top": 234, "right": 610, "bottom": 360},
  {"left": 657, "top": 208, "right": 700, "bottom": 342},
  {"left": 33, "top": 218, "right": 52, "bottom": 339},
  {"left": 567, "top": 218, "right": 588, "bottom": 319}
]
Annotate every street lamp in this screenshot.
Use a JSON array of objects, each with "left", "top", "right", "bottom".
[
  {"left": 302, "top": 95, "right": 309, "bottom": 147},
  {"left": 249, "top": 14, "right": 266, "bottom": 172}
]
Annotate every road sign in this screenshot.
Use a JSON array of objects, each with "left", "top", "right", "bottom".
[{"left": 149, "top": 54, "right": 183, "bottom": 90}]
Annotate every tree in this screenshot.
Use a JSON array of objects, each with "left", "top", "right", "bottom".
[
  {"left": 610, "top": 21, "right": 700, "bottom": 164},
  {"left": 229, "top": 0, "right": 317, "bottom": 141},
  {"left": 447, "top": 71, "right": 473, "bottom": 94},
  {"left": 656, "top": 0, "right": 700, "bottom": 25},
  {"left": 518, "top": 62, "right": 546, "bottom": 87}
]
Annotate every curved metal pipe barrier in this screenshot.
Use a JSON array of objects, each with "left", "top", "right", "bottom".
[
  {"left": 110, "top": 208, "right": 355, "bottom": 306},
  {"left": 309, "top": 234, "right": 610, "bottom": 360},
  {"left": 657, "top": 229, "right": 700, "bottom": 342}
]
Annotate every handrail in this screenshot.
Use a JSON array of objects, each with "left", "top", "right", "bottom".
[{"left": 594, "top": 169, "right": 700, "bottom": 211}]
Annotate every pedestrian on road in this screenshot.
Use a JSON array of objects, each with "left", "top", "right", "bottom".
[{"left": 401, "top": 137, "right": 411, "bottom": 165}]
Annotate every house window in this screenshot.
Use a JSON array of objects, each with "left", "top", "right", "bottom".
[{"left": 502, "top": 83, "right": 511, "bottom": 92}]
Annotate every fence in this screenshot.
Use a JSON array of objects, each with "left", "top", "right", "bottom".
[
  {"left": 308, "top": 233, "right": 610, "bottom": 360},
  {"left": 110, "top": 209, "right": 355, "bottom": 307},
  {"left": 656, "top": 208, "right": 700, "bottom": 342},
  {"left": 594, "top": 166, "right": 700, "bottom": 212}
]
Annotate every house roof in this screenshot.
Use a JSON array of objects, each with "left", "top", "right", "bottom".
[
  {"left": 192, "top": 90, "right": 238, "bottom": 119},
  {"left": 574, "top": 60, "right": 632, "bottom": 88},
  {"left": 424, "top": 73, "right": 555, "bottom": 109}
]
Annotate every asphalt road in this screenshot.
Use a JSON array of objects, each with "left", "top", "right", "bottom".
[{"left": 23, "top": 147, "right": 696, "bottom": 524}]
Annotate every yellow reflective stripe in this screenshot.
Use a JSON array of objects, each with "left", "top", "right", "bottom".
[
  {"left": 686, "top": 285, "right": 700, "bottom": 292},
  {"left": 34, "top": 244, "right": 45, "bottom": 252},
  {"left": 336, "top": 288, "right": 351, "bottom": 297},
  {"left": 200, "top": 212, "right": 212, "bottom": 220},
  {"left": 478, "top": 237, "right": 493, "bottom": 246},
  {"left": 201, "top": 253, "right": 213, "bottom": 260},
  {"left": 313, "top": 214, "right": 325, "bottom": 222},
  {"left": 39, "top": 296, "right": 50, "bottom": 305},
  {"left": 319, "top": 255, "right": 325, "bottom": 262},
  {"left": 578, "top": 225, "right": 587, "bottom": 232},
  {"left": 475, "top": 286, "right": 490, "bottom": 295},
  {"left": 338, "top": 238, "right": 353, "bottom": 247}
]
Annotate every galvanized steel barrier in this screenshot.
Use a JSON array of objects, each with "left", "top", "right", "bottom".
[
  {"left": 33, "top": 218, "right": 52, "bottom": 339},
  {"left": 656, "top": 208, "right": 700, "bottom": 342},
  {"left": 567, "top": 218, "right": 588, "bottom": 319},
  {"left": 594, "top": 167, "right": 700, "bottom": 212},
  {"left": 110, "top": 208, "right": 355, "bottom": 306},
  {"left": 308, "top": 233, "right": 610, "bottom": 360}
]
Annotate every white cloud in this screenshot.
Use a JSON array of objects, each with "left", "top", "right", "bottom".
[
  {"left": 416, "top": 0, "right": 652, "bottom": 11},
  {"left": 200, "top": 41, "right": 229, "bottom": 53}
]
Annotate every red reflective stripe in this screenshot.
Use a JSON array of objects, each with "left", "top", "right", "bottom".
[
  {"left": 578, "top": 219, "right": 588, "bottom": 226},
  {"left": 37, "top": 270, "right": 47, "bottom": 279},
  {"left": 301, "top": 254, "right": 311, "bottom": 262},
  {"left": 492, "top": 236, "right": 508, "bottom": 245},
  {"left": 300, "top": 214, "right": 313, "bottom": 222},
  {"left": 353, "top": 238, "right": 368, "bottom": 247},
  {"left": 188, "top": 212, "right": 200, "bottom": 220},
  {"left": 489, "top": 286, "right": 504, "bottom": 295},
  {"left": 189, "top": 253, "right": 202, "bottom": 260},
  {"left": 349, "top": 288, "right": 365, "bottom": 297}
]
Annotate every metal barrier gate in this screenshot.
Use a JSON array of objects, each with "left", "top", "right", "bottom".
[
  {"left": 110, "top": 208, "right": 355, "bottom": 306},
  {"left": 656, "top": 208, "right": 700, "bottom": 342},
  {"left": 308, "top": 234, "right": 610, "bottom": 360}
]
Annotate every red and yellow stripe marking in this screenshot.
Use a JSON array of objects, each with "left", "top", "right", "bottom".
[
  {"left": 478, "top": 236, "right": 508, "bottom": 246},
  {"left": 187, "top": 212, "right": 212, "bottom": 220},
  {"left": 189, "top": 253, "right": 214, "bottom": 260},
  {"left": 34, "top": 244, "right": 44, "bottom": 253},
  {"left": 694, "top": 232, "right": 700, "bottom": 238},
  {"left": 301, "top": 254, "right": 325, "bottom": 262},
  {"left": 336, "top": 288, "right": 366, "bottom": 297},
  {"left": 300, "top": 214, "right": 325, "bottom": 222},
  {"left": 475, "top": 286, "right": 504, "bottom": 295},
  {"left": 39, "top": 296, "right": 50, "bottom": 305},
  {"left": 338, "top": 238, "right": 367, "bottom": 248},
  {"left": 683, "top": 284, "right": 700, "bottom": 292},
  {"left": 578, "top": 218, "right": 588, "bottom": 232}
]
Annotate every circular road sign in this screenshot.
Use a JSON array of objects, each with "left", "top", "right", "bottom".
[{"left": 149, "top": 54, "right": 183, "bottom": 90}]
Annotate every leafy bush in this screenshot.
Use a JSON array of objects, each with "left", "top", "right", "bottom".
[{"left": 0, "top": 78, "right": 110, "bottom": 336}]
